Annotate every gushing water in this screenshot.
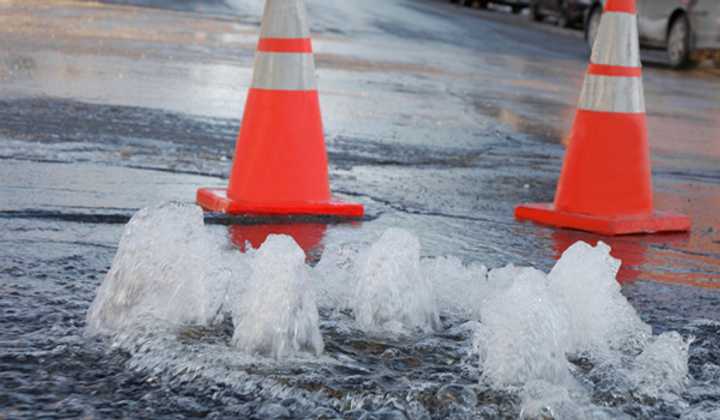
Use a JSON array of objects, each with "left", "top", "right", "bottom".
[
  {"left": 84, "top": 204, "right": 709, "bottom": 418},
  {"left": 547, "top": 241, "right": 651, "bottom": 355},
  {"left": 85, "top": 203, "right": 230, "bottom": 335},
  {"left": 352, "top": 228, "right": 440, "bottom": 334},
  {"left": 231, "top": 235, "right": 324, "bottom": 358},
  {"left": 476, "top": 267, "right": 573, "bottom": 388}
]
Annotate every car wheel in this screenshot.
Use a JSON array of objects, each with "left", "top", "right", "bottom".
[
  {"left": 714, "top": 56, "right": 720, "bottom": 69},
  {"left": 667, "top": 15, "right": 697, "bottom": 69},
  {"left": 530, "top": 1, "right": 543, "bottom": 22},
  {"left": 511, "top": 5, "right": 523, "bottom": 14},
  {"left": 585, "top": 6, "right": 602, "bottom": 53}
]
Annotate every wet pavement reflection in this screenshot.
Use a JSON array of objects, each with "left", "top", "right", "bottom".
[{"left": 228, "top": 222, "right": 329, "bottom": 262}]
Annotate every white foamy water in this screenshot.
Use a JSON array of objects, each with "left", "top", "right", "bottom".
[
  {"left": 547, "top": 241, "right": 651, "bottom": 355},
  {"left": 86, "top": 204, "right": 704, "bottom": 418},
  {"left": 472, "top": 241, "right": 695, "bottom": 417},
  {"left": 231, "top": 235, "right": 324, "bottom": 358},
  {"left": 352, "top": 228, "right": 440, "bottom": 334},
  {"left": 631, "top": 331, "right": 692, "bottom": 400},
  {"left": 85, "top": 203, "right": 232, "bottom": 335},
  {"left": 475, "top": 267, "right": 572, "bottom": 387}
]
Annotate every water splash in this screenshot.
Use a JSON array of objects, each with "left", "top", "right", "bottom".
[
  {"left": 85, "top": 203, "right": 231, "bottom": 335},
  {"left": 630, "top": 331, "right": 692, "bottom": 400},
  {"left": 84, "top": 204, "right": 701, "bottom": 418},
  {"left": 519, "top": 380, "right": 596, "bottom": 420},
  {"left": 473, "top": 241, "right": 693, "bottom": 416},
  {"left": 352, "top": 228, "right": 440, "bottom": 334},
  {"left": 475, "top": 267, "right": 572, "bottom": 388},
  {"left": 231, "top": 235, "right": 324, "bottom": 358},
  {"left": 548, "top": 241, "right": 651, "bottom": 355},
  {"left": 423, "top": 255, "right": 487, "bottom": 320}
]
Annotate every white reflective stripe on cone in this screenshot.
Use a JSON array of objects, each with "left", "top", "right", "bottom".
[
  {"left": 260, "top": 0, "right": 310, "bottom": 39},
  {"left": 251, "top": 52, "right": 317, "bottom": 91},
  {"left": 577, "top": 75, "right": 645, "bottom": 114},
  {"left": 591, "top": 12, "right": 641, "bottom": 67}
]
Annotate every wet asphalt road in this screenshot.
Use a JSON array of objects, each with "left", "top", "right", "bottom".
[
  {"left": 1, "top": 0, "right": 720, "bottom": 418},
  {"left": 2, "top": 0, "right": 718, "bottom": 283}
]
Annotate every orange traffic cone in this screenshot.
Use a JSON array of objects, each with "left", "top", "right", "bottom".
[
  {"left": 197, "top": 0, "right": 364, "bottom": 218},
  {"left": 515, "top": 0, "right": 690, "bottom": 235}
]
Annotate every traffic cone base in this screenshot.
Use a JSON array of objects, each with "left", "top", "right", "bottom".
[
  {"left": 515, "top": 203, "right": 690, "bottom": 236},
  {"left": 197, "top": 188, "right": 363, "bottom": 217}
]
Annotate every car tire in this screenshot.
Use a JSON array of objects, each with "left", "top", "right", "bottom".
[
  {"left": 530, "top": 1, "right": 543, "bottom": 22},
  {"left": 584, "top": 5, "right": 602, "bottom": 53},
  {"left": 714, "top": 57, "right": 720, "bottom": 69},
  {"left": 511, "top": 5, "right": 523, "bottom": 14},
  {"left": 667, "top": 14, "right": 698, "bottom": 69}
]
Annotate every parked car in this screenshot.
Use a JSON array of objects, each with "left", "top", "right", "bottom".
[
  {"left": 528, "top": 0, "right": 593, "bottom": 28},
  {"left": 585, "top": 0, "right": 720, "bottom": 69},
  {"left": 451, "top": 0, "right": 530, "bottom": 15}
]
